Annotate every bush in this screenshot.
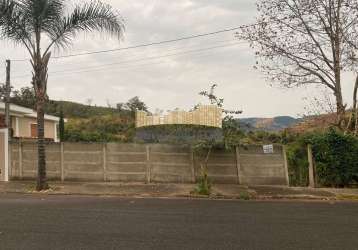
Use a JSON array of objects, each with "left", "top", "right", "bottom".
[
  {"left": 307, "top": 129, "right": 358, "bottom": 187},
  {"left": 195, "top": 173, "right": 211, "bottom": 196},
  {"left": 64, "top": 115, "right": 135, "bottom": 142},
  {"left": 135, "top": 125, "right": 223, "bottom": 144},
  {"left": 286, "top": 140, "right": 309, "bottom": 187}
]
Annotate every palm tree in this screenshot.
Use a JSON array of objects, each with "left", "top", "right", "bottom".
[{"left": 0, "top": 0, "right": 124, "bottom": 190}]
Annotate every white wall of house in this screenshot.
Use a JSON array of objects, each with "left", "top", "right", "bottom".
[
  {"left": 0, "top": 102, "right": 61, "bottom": 142},
  {"left": 10, "top": 116, "right": 59, "bottom": 141}
]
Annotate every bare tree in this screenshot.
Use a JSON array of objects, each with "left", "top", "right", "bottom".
[
  {"left": 237, "top": 0, "right": 358, "bottom": 129},
  {"left": 301, "top": 87, "right": 336, "bottom": 117},
  {"left": 199, "top": 84, "right": 243, "bottom": 115}
]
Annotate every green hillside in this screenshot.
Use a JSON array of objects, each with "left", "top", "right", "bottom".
[{"left": 6, "top": 87, "right": 145, "bottom": 142}]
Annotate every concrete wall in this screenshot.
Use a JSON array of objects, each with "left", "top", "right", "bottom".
[
  {"left": 0, "top": 132, "right": 4, "bottom": 180},
  {"left": 238, "top": 145, "right": 288, "bottom": 185},
  {"left": 9, "top": 142, "right": 289, "bottom": 185}
]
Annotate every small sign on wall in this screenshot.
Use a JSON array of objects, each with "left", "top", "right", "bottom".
[{"left": 263, "top": 144, "right": 274, "bottom": 154}]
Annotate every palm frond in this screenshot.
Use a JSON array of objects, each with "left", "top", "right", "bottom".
[
  {"left": 17, "top": 0, "right": 65, "bottom": 34},
  {"left": 0, "top": 0, "right": 34, "bottom": 53},
  {"left": 45, "top": 0, "right": 124, "bottom": 52}
]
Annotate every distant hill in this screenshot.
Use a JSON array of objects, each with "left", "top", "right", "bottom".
[
  {"left": 6, "top": 86, "right": 134, "bottom": 119},
  {"left": 239, "top": 116, "right": 300, "bottom": 131},
  {"left": 287, "top": 113, "right": 338, "bottom": 134},
  {"left": 21, "top": 98, "right": 301, "bottom": 133},
  {"left": 7, "top": 86, "right": 302, "bottom": 134},
  {"left": 44, "top": 100, "right": 122, "bottom": 118}
]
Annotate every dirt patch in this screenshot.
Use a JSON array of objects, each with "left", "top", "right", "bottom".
[{"left": 251, "top": 185, "right": 336, "bottom": 198}]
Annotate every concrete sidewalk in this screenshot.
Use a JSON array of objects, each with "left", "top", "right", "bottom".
[{"left": 0, "top": 181, "right": 357, "bottom": 200}]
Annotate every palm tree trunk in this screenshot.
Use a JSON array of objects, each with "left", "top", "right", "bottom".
[
  {"left": 33, "top": 52, "right": 51, "bottom": 191},
  {"left": 36, "top": 97, "right": 48, "bottom": 191}
]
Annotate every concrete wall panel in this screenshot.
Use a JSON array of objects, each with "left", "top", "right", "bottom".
[
  {"left": 106, "top": 163, "right": 146, "bottom": 173},
  {"left": 9, "top": 142, "right": 288, "bottom": 186}
]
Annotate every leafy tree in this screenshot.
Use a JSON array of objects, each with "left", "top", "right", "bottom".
[
  {"left": 306, "top": 129, "right": 358, "bottom": 187},
  {"left": 0, "top": 0, "right": 124, "bottom": 190},
  {"left": 117, "top": 96, "right": 148, "bottom": 114},
  {"left": 0, "top": 84, "right": 7, "bottom": 101},
  {"left": 59, "top": 109, "right": 65, "bottom": 142},
  {"left": 11, "top": 87, "right": 38, "bottom": 109},
  {"left": 193, "top": 84, "right": 243, "bottom": 195},
  {"left": 238, "top": 0, "right": 358, "bottom": 129}
]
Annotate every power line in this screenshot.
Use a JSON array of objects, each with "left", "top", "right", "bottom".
[
  {"left": 12, "top": 41, "right": 244, "bottom": 79},
  {"left": 10, "top": 38, "right": 236, "bottom": 74},
  {"left": 51, "top": 38, "right": 237, "bottom": 68},
  {"left": 49, "top": 43, "right": 244, "bottom": 78},
  {"left": 16, "top": 40, "right": 242, "bottom": 77},
  {"left": 49, "top": 48, "right": 241, "bottom": 79},
  {"left": 11, "top": 24, "right": 256, "bottom": 62}
]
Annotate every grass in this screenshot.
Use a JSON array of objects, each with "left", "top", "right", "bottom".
[{"left": 238, "top": 191, "right": 251, "bottom": 200}]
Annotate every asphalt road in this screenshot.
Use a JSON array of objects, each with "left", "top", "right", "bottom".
[{"left": 0, "top": 194, "right": 357, "bottom": 250}]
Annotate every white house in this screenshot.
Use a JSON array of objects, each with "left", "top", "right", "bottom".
[{"left": 0, "top": 102, "right": 63, "bottom": 142}]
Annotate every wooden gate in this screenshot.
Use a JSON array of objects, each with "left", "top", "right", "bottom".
[{"left": 0, "top": 129, "right": 9, "bottom": 181}]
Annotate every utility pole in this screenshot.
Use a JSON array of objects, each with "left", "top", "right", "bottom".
[{"left": 5, "top": 60, "right": 11, "bottom": 139}]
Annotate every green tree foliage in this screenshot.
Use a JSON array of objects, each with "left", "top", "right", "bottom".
[
  {"left": 63, "top": 97, "right": 149, "bottom": 142},
  {"left": 135, "top": 125, "right": 222, "bottom": 144},
  {"left": 64, "top": 115, "right": 134, "bottom": 143},
  {"left": 59, "top": 109, "right": 65, "bottom": 142},
  {"left": 285, "top": 129, "right": 358, "bottom": 187},
  {"left": 117, "top": 96, "right": 148, "bottom": 115},
  {"left": 0, "top": 84, "right": 8, "bottom": 101},
  {"left": 7, "top": 87, "right": 147, "bottom": 142},
  {"left": 285, "top": 139, "right": 309, "bottom": 187},
  {"left": 307, "top": 129, "right": 358, "bottom": 187},
  {"left": 11, "top": 87, "right": 38, "bottom": 109},
  {"left": 222, "top": 116, "right": 245, "bottom": 147},
  {"left": 191, "top": 84, "right": 243, "bottom": 195}
]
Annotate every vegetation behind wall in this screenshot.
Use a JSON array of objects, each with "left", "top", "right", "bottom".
[
  {"left": 307, "top": 129, "right": 358, "bottom": 187},
  {"left": 285, "top": 129, "right": 358, "bottom": 187}
]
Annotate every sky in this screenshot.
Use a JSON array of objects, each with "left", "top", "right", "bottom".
[{"left": 0, "top": 0, "right": 356, "bottom": 118}]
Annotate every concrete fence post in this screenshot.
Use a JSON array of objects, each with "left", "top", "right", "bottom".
[
  {"left": 146, "top": 145, "right": 151, "bottom": 184},
  {"left": 235, "top": 146, "right": 241, "bottom": 184},
  {"left": 282, "top": 145, "right": 290, "bottom": 186},
  {"left": 307, "top": 144, "right": 316, "bottom": 188},
  {"left": 190, "top": 147, "right": 196, "bottom": 183},
  {"left": 103, "top": 143, "right": 107, "bottom": 182},
  {"left": 19, "top": 140, "right": 23, "bottom": 180},
  {"left": 60, "top": 142, "right": 64, "bottom": 182}
]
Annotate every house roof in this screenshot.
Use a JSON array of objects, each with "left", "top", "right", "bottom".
[{"left": 0, "top": 101, "right": 62, "bottom": 122}]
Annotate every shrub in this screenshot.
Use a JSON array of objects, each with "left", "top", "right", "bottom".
[
  {"left": 286, "top": 140, "right": 309, "bottom": 187},
  {"left": 135, "top": 124, "right": 223, "bottom": 144},
  {"left": 307, "top": 129, "right": 358, "bottom": 187},
  {"left": 64, "top": 115, "right": 134, "bottom": 142},
  {"left": 195, "top": 173, "right": 211, "bottom": 196}
]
